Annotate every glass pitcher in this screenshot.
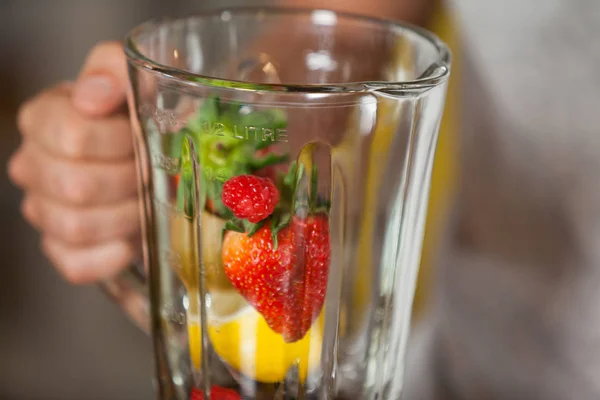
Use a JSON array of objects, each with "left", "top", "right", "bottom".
[{"left": 103, "top": 7, "right": 450, "bottom": 400}]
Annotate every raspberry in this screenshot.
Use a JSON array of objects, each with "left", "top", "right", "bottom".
[{"left": 222, "top": 175, "right": 280, "bottom": 223}]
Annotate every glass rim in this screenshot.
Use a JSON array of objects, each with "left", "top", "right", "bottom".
[{"left": 124, "top": 6, "right": 451, "bottom": 94}]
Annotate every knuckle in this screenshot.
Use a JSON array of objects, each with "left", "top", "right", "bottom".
[
  {"left": 62, "top": 212, "right": 90, "bottom": 244},
  {"left": 61, "top": 260, "right": 88, "bottom": 284},
  {"left": 16, "top": 98, "right": 35, "bottom": 134},
  {"left": 110, "top": 240, "right": 139, "bottom": 272},
  {"left": 61, "top": 171, "right": 94, "bottom": 205},
  {"left": 7, "top": 152, "right": 23, "bottom": 184},
  {"left": 117, "top": 165, "right": 138, "bottom": 196},
  {"left": 20, "top": 196, "right": 37, "bottom": 225},
  {"left": 40, "top": 239, "right": 83, "bottom": 284},
  {"left": 17, "top": 87, "right": 64, "bottom": 135},
  {"left": 61, "top": 113, "right": 89, "bottom": 159}
]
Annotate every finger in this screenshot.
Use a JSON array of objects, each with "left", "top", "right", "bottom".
[
  {"left": 20, "top": 193, "right": 39, "bottom": 229},
  {"left": 73, "top": 41, "right": 130, "bottom": 117},
  {"left": 17, "top": 86, "right": 134, "bottom": 161},
  {"left": 7, "top": 145, "right": 27, "bottom": 189},
  {"left": 16, "top": 83, "right": 70, "bottom": 138},
  {"left": 23, "top": 194, "right": 140, "bottom": 246},
  {"left": 42, "top": 236, "right": 140, "bottom": 284},
  {"left": 12, "top": 140, "right": 137, "bottom": 206}
]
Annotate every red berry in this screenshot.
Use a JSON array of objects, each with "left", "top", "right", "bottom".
[
  {"left": 191, "top": 388, "right": 203, "bottom": 400},
  {"left": 191, "top": 386, "right": 240, "bottom": 400},
  {"left": 222, "top": 175, "right": 280, "bottom": 223},
  {"left": 222, "top": 215, "right": 330, "bottom": 342}
]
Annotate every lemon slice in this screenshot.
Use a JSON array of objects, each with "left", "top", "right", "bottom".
[
  {"left": 188, "top": 290, "right": 249, "bottom": 370},
  {"left": 188, "top": 289, "right": 323, "bottom": 383},
  {"left": 207, "top": 290, "right": 252, "bottom": 324}
]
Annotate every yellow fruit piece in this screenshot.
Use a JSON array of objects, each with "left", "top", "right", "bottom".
[
  {"left": 170, "top": 211, "right": 233, "bottom": 291},
  {"left": 187, "top": 291, "right": 324, "bottom": 383},
  {"left": 188, "top": 322, "right": 202, "bottom": 369},
  {"left": 209, "top": 308, "right": 323, "bottom": 383}
]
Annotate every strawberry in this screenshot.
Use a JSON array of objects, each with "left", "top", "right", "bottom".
[
  {"left": 222, "top": 175, "right": 280, "bottom": 223},
  {"left": 191, "top": 386, "right": 240, "bottom": 400},
  {"left": 222, "top": 214, "right": 330, "bottom": 342}
]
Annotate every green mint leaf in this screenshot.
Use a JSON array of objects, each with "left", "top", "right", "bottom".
[
  {"left": 246, "top": 219, "right": 267, "bottom": 238},
  {"left": 282, "top": 161, "right": 305, "bottom": 192},
  {"left": 163, "top": 129, "right": 186, "bottom": 164},
  {"left": 270, "top": 212, "right": 292, "bottom": 251},
  {"left": 249, "top": 153, "right": 289, "bottom": 171},
  {"left": 174, "top": 97, "right": 292, "bottom": 221},
  {"left": 314, "top": 197, "right": 332, "bottom": 214},
  {"left": 240, "top": 109, "right": 287, "bottom": 130},
  {"left": 274, "top": 213, "right": 291, "bottom": 235},
  {"left": 310, "top": 165, "right": 319, "bottom": 213},
  {"left": 294, "top": 163, "right": 305, "bottom": 194},
  {"left": 238, "top": 112, "right": 270, "bottom": 129},
  {"left": 187, "top": 96, "right": 222, "bottom": 139},
  {"left": 270, "top": 217, "right": 279, "bottom": 251},
  {"left": 283, "top": 162, "right": 298, "bottom": 188},
  {"left": 279, "top": 161, "right": 307, "bottom": 212},
  {"left": 224, "top": 220, "right": 245, "bottom": 233},
  {"left": 221, "top": 103, "right": 244, "bottom": 127},
  {"left": 191, "top": 78, "right": 273, "bottom": 91},
  {"left": 200, "top": 96, "right": 222, "bottom": 122},
  {"left": 220, "top": 206, "right": 234, "bottom": 220},
  {"left": 267, "top": 109, "right": 288, "bottom": 130}
]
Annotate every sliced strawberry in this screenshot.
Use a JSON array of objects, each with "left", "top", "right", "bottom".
[{"left": 222, "top": 214, "right": 330, "bottom": 342}]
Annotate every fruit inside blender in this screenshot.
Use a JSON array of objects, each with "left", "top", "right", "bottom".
[{"left": 164, "top": 96, "right": 332, "bottom": 389}]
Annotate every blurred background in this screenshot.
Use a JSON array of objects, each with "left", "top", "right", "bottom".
[{"left": 0, "top": 1, "right": 456, "bottom": 399}]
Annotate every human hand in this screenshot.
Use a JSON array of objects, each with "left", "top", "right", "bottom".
[{"left": 9, "top": 41, "right": 141, "bottom": 284}]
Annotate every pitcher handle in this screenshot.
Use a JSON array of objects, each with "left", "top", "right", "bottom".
[{"left": 99, "top": 262, "right": 151, "bottom": 334}]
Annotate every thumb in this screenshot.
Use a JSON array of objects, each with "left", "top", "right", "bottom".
[{"left": 72, "top": 41, "right": 130, "bottom": 117}]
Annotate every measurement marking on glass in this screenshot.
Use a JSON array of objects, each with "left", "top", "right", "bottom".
[
  {"left": 140, "top": 104, "right": 288, "bottom": 142},
  {"left": 199, "top": 120, "right": 288, "bottom": 143},
  {"left": 152, "top": 151, "right": 180, "bottom": 173},
  {"left": 140, "top": 105, "right": 181, "bottom": 130}
]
